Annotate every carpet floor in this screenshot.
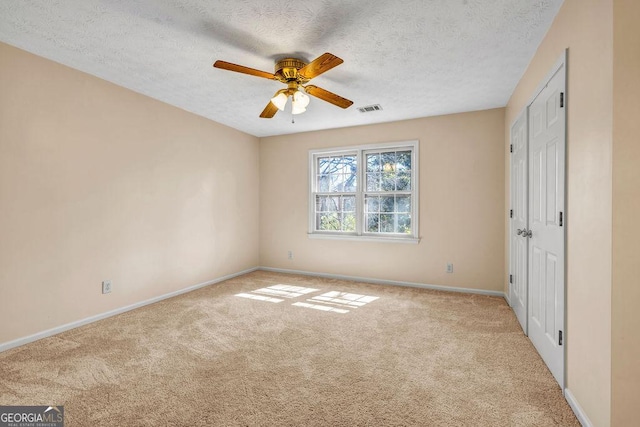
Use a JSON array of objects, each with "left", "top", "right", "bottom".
[{"left": 0, "top": 271, "right": 579, "bottom": 426}]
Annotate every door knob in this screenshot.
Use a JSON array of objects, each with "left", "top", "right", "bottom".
[
  {"left": 525, "top": 229, "right": 532, "bottom": 238},
  {"left": 517, "top": 229, "right": 523, "bottom": 235}
]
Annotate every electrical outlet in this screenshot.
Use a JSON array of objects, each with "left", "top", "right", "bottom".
[
  {"left": 102, "top": 280, "right": 112, "bottom": 294},
  {"left": 446, "top": 263, "right": 454, "bottom": 274},
  {"left": 287, "top": 251, "right": 293, "bottom": 260}
]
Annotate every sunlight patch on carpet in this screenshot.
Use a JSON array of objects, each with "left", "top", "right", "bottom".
[
  {"left": 250, "top": 284, "right": 319, "bottom": 299},
  {"left": 292, "top": 302, "right": 350, "bottom": 314},
  {"left": 235, "top": 286, "right": 379, "bottom": 313},
  {"left": 234, "top": 293, "right": 284, "bottom": 303},
  {"left": 310, "top": 291, "right": 379, "bottom": 308},
  {"left": 292, "top": 291, "right": 380, "bottom": 314}
]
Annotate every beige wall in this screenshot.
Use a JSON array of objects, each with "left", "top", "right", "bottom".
[
  {"left": 260, "top": 109, "right": 505, "bottom": 292},
  {"left": 0, "top": 43, "right": 260, "bottom": 345},
  {"left": 505, "top": 0, "right": 613, "bottom": 425},
  {"left": 611, "top": 0, "right": 640, "bottom": 424}
]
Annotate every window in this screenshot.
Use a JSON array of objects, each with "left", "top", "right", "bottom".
[{"left": 309, "top": 141, "right": 419, "bottom": 242}]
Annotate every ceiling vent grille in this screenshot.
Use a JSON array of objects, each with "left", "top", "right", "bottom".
[{"left": 357, "top": 104, "right": 383, "bottom": 113}]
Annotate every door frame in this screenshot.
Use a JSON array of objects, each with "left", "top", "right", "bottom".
[{"left": 508, "top": 49, "right": 568, "bottom": 390}]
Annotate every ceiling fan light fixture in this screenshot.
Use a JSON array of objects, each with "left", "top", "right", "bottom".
[
  {"left": 291, "top": 89, "right": 310, "bottom": 114},
  {"left": 271, "top": 92, "right": 288, "bottom": 111},
  {"left": 291, "top": 104, "right": 307, "bottom": 115},
  {"left": 293, "top": 89, "right": 310, "bottom": 108}
]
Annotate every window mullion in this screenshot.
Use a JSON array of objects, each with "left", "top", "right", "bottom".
[{"left": 356, "top": 150, "right": 363, "bottom": 236}]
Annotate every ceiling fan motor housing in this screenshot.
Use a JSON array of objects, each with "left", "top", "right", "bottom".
[{"left": 275, "top": 58, "right": 308, "bottom": 82}]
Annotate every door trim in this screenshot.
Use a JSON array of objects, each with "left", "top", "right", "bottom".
[{"left": 532, "top": 50, "right": 568, "bottom": 113}]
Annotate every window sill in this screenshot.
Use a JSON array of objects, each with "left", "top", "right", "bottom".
[{"left": 308, "top": 233, "right": 420, "bottom": 244}]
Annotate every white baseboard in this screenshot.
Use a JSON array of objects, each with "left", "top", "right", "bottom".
[
  {"left": 259, "top": 266, "right": 506, "bottom": 298},
  {"left": 0, "top": 267, "right": 259, "bottom": 353},
  {"left": 564, "top": 388, "right": 593, "bottom": 427}
]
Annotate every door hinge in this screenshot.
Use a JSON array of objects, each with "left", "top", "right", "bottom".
[
  {"left": 510, "top": 144, "right": 513, "bottom": 153},
  {"left": 559, "top": 211, "right": 563, "bottom": 226},
  {"left": 560, "top": 92, "right": 564, "bottom": 108},
  {"left": 559, "top": 330, "right": 563, "bottom": 346},
  {"left": 510, "top": 209, "right": 513, "bottom": 218},
  {"left": 509, "top": 274, "right": 513, "bottom": 284}
]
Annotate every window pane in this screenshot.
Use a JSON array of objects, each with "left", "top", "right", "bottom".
[
  {"left": 381, "top": 172, "right": 396, "bottom": 191},
  {"left": 317, "top": 155, "right": 357, "bottom": 193},
  {"left": 381, "top": 152, "right": 396, "bottom": 172},
  {"left": 343, "top": 155, "right": 357, "bottom": 172},
  {"left": 380, "top": 214, "right": 394, "bottom": 233},
  {"left": 376, "top": 150, "right": 401, "bottom": 192},
  {"left": 367, "top": 214, "right": 379, "bottom": 232},
  {"left": 398, "top": 214, "right": 411, "bottom": 233},
  {"left": 366, "top": 173, "right": 381, "bottom": 191},
  {"left": 396, "top": 171, "right": 411, "bottom": 191},
  {"left": 381, "top": 196, "right": 395, "bottom": 212},
  {"left": 342, "top": 156, "right": 357, "bottom": 192},
  {"left": 366, "top": 153, "right": 380, "bottom": 172},
  {"left": 397, "top": 151, "right": 411, "bottom": 170},
  {"left": 316, "top": 196, "right": 339, "bottom": 212},
  {"left": 329, "top": 196, "right": 340, "bottom": 212},
  {"left": 317, "top": 174, "right": 329, "bottom": 192},
  {"left": 365, "top": 195, "right": 380, "bottom": 213},
  {"left": 342, "top": 196, "right": 356, "bottom": 212},
  {"left": 330, "top": 174, "right": 344, "bottom": 192},
  {"left": 327, "top": 157, "right": 342, "bottom": 173},
  {"left": 318, "top": 213, "right": 340, "bottom": 231},
  {"left": 318, "top": 157, "right": 331, "bottom": 172},
  {"left": 316, "top": 195, "right": 356, "bottom": 232},
  {"left": 344, "top": 174, "right": 357, "bottom": 192},
  {"left": 342, "top": 213, "right": 356, "bottom": 231},
  {"left": 396, "top": 195, "right": 411, "bottom": 213}
]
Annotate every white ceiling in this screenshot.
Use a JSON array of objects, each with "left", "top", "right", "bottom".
[{"left": 0, "top": 0, "right": 563, "bottom": 137}]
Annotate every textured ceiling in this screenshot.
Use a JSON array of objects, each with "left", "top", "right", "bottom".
[{"left": 0, "top": 0, "right": 563, "bottom": 137}]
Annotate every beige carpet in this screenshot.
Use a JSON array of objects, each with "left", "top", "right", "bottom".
[{"left": 0, "top": 271, "right": 579, "bottom": 426}]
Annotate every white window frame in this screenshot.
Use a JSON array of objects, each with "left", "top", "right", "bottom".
[{"left": 308, "top": 140, "right": 420, "bottom": 243}]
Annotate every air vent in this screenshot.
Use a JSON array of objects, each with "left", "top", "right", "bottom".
[{"left": 357, "top": 104, "right": 383, "bottom": 113}]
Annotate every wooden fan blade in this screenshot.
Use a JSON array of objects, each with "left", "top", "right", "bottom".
[
  {"left": 260, "top": 99, "right": 279, "bottom": 118},
  {"left": 299, "top": 53, "right": 343, "bottom": 79},
  {"left": 213, "top": 60, "right": 276, "bottom": 80},
  {"left": 304, "top": 85, "right": 353, "bottom": 109}
]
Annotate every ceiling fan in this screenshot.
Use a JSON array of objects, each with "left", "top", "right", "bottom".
[{"left": 213, "top": 53, "right": 353, "bottom": 118}]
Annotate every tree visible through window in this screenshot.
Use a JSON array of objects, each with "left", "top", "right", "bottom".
[
  {"left": 315, "top": 154, "right": 357, "bottom": 232},
  {"left": 309, "top": 141, "right": 418, "bottom": 240},
  {"left": 364, "top": 150, "right": 412, "bottom": 233}
]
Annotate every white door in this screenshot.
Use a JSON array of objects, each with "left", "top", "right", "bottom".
[
  {"left": 509, "top": 113, "right": 528, "bottom": 333},
  {"left": 527, "top": 66, "right": 566, "bottom": 388}
]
